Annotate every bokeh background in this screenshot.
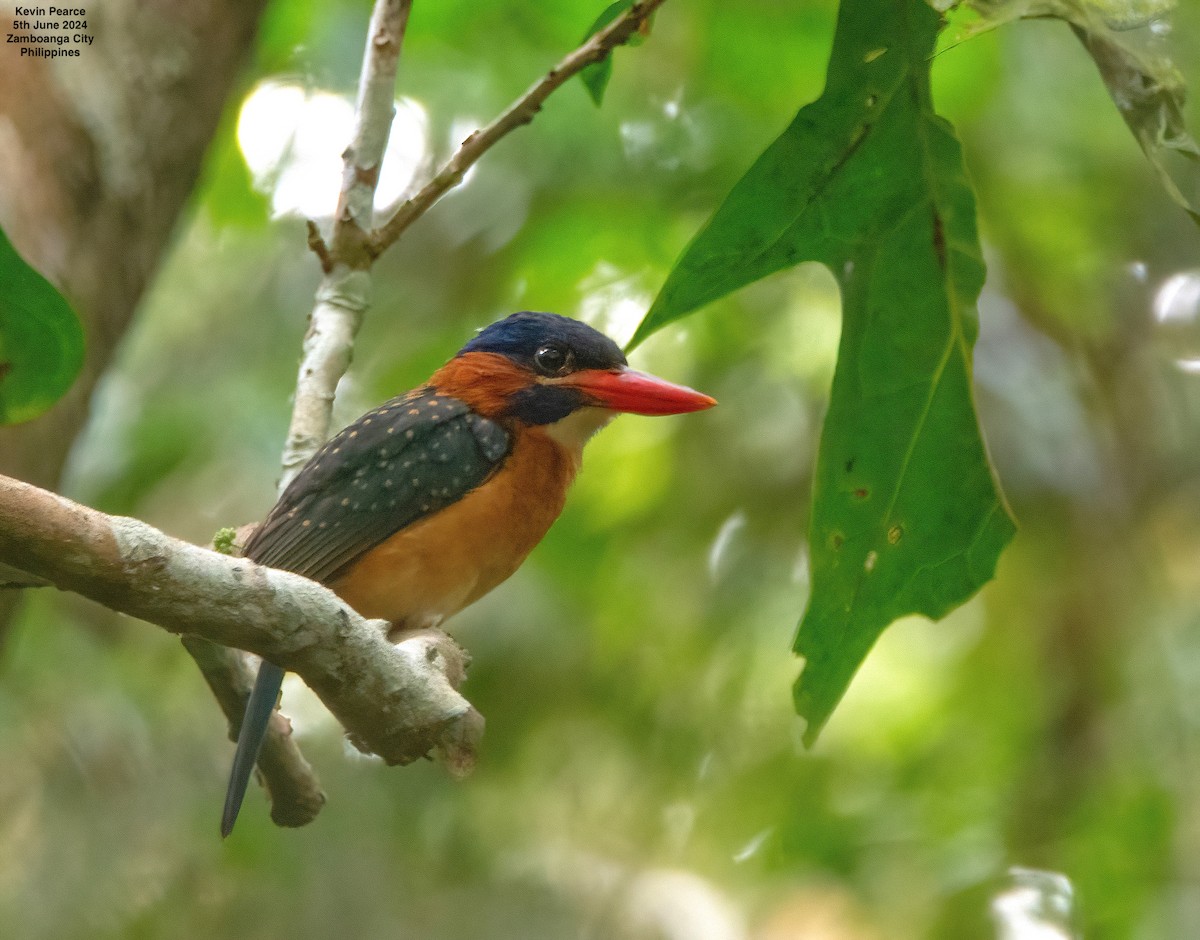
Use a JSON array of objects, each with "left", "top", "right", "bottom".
[{"left": 3, "top": 0, "right": 1200, "bottom": 937}]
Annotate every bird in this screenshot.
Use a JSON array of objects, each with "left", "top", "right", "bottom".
[{"left": 221, "top": 311, "right": 715, "bottom": 836}]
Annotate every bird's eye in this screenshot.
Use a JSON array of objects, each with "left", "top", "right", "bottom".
[{"left": 533, "top": 343, "right": 573, "bottom": 376}]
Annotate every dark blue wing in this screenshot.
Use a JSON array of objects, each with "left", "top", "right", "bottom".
[{"left": 244, "top": 388, "right": 511, "bottom": 583}]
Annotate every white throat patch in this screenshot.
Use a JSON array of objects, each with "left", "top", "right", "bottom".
[{"left": 541, "top": 406, "right": 617, "bottom": 458}]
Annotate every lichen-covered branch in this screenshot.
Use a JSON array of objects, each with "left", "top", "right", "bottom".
[
  {"left": 280, "top": 0, "right": 413, "bottom": 488},
  {"left": 0, "top": 474, "right": 482, "bottom": 776}
]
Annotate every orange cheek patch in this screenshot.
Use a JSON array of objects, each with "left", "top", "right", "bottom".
[{"left": 428, "top": 352, "right": 532, "bottom": 419}]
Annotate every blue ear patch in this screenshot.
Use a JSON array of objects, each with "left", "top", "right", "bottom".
[
  {"left": 461, "top": 311, "right": 626, "bottom": 371},
  {"left": 505, "top": 385, "right": 587, "bottom": 426}
]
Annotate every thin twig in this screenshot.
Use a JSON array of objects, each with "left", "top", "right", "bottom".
[
  {"left": 369, "top": 0, "right": 668, "bottom": 258},
  {"left": 331, "top": 0, "right": 413, "bottom": 268},
  {"left": 306, "top": 219, "right": 334, "bottom": 274}
]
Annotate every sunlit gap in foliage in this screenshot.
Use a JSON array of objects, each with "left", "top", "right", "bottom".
[
  {"left": 236, "top": 79, "right": 429, "bottom": 219},
  {"left": 1153, "top": 269, "right": 1200, "bottom": 374},
  {"left": 578, "top": 262, "right": 654, "bottom": 350},
  {"left": 990, "top": 867, "right": 1077, "bottom": 940},
  {"left": 619, "top": 90, "right": 711, "bottom": 173}
]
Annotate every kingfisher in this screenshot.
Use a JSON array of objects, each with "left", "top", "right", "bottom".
[{"left": 221, "top": 311, "right": 715, "bottom": 836}]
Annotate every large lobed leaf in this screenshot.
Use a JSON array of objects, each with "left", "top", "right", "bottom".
[
  {"left": 630, "top": 0, "right": 1016, "bottom": 743},
  {"left": 0, "top": 227, "right": 85, "bottom": 425}
]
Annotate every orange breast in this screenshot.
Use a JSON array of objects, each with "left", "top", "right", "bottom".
[{"left": 326, "top": 427, "right": 577, "bottom": 634}]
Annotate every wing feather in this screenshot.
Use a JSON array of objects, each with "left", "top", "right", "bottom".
[{"left": 244, "top": 389, "right": 511, "bottom": 583}]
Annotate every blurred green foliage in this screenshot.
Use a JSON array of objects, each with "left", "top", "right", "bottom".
[{"left": 3, "top": 0, "right": 1200, "bottom": 938}]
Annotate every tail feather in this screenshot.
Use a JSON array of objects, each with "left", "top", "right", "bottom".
[{"left": 221, "top": 660, "right": 285, "bottom": 838}]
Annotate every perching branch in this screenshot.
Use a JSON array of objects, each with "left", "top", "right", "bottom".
[{"left": 0, "top": 474, "right": 482, "bottom": 777}]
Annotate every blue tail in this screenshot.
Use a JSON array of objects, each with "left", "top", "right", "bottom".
[{"left": 221, "top": 660, "right": 285, "bottom": 838}]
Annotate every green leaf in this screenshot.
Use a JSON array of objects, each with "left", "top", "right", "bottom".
[
  {"left": 579, "top": 1, "right": 635, "bottom": 107},
  {"left": 0, "top": 227, "right": 85, "bottom": 425},
  {"left": 629, "top": 0, "right": 1015, "bottom": 743}
]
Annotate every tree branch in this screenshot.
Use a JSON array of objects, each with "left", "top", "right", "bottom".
[
  {"left": 368, "top": 0, "right": 668, "bottom": 259},
  {"left": 280, "top": 0, "right": 413, "bottom": 488},
  {"left": 0, "top": 474, "right": 483, "bottom": 777},
  {"left": 332, "top": 0, "right": 413, "bottom": 268}
]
